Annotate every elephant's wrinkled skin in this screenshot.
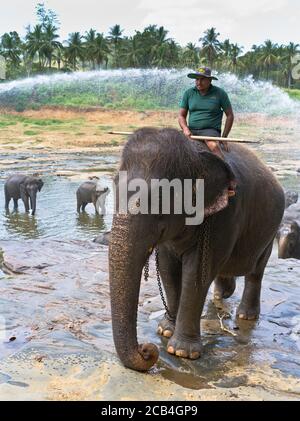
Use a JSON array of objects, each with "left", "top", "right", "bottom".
[
  {"left": 4, "top": 174, "right": 44, "bottom": 215},
  {"left": 109, "top": 128, "right": 285, "bottom": 372},
  {"left": 277, "top": 203, "right": 300, "bottom": 259}
]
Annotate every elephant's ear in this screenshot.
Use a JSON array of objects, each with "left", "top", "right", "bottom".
[
  {"left": 199, "top": 151, "right": 236, "bottom": 216},
  {"left": 37, "top": 179, "right": 44, "bottom": 192},
  {"left": 20, "top": 182, "right": 26, "bottom": 196}
]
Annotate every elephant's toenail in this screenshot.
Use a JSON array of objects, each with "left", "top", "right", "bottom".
[
  {"left": 190, "top": 352, "right": 200, "bottom": 359},
  {"left": 163, "top": 330, "right": 173, "bottom": 338},
  {"left": 157, "top": 327, "right": 163, "bottom": 335},
  {"left": 175, "top": 349, "right": 188, "bottom": 358},
  {"left": 167, "top": 346, "right": 175, "bottom": 354},
  {"left": 238, "top": 314, "right": 245, "bottom": 319}
]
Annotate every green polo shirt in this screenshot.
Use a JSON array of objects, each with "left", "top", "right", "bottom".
[{"left": 180, "top": 85, "right": 232, "bottom": 131}]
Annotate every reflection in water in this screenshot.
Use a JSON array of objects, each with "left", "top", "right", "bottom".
[
  {"left": 3, "top": 210, "right": 44, "bottom": 239},
  {"left": 76, "top": 212, "right": 106, "bottom": 234}
]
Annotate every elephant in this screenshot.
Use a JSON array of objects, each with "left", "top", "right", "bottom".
[
  {"left": 76, "top": 181, "right": 110, "bottom": 214},
  {"left": 4, "top": 174, "right": 44, "bottom": 215},
  {"left": 284, "top": 190, "right": 298, "bottom": 209},
  {"left": 109, "top": 127, "right": 285, "bottom": 372},
  {"left": 277, "top": 202, "right": 300, "bottom": 259}
]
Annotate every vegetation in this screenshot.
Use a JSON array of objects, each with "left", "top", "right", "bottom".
[{"left": 0, "top": 3, "right": 299, "bottom": 90}]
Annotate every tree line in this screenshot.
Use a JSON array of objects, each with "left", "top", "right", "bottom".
[{"left": 0, "top": 2, "right": 299, "bottom": 89}]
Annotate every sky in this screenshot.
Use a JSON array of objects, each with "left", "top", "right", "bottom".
[{"left": 0, "top": 0, "right": 299, "bottom": 51}]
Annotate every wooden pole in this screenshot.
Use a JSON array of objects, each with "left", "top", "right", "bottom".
[{"left": 108, "top": 131, "right": 261, "bottom": 144}]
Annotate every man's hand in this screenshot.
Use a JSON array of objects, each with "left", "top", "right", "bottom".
[
  {"left": 220, "top": 139, "right": 229, "bottom": 152},
  {"left": 183, "top": 127, "right": 192, "bottom": 137}
]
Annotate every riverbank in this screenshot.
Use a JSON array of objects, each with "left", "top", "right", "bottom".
[{"left": 0, "top": 107, "right": 299, "bottom": 153}]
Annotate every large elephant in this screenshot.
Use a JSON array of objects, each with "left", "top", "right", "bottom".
[
  {"left": 277, "top": 202, "right": 300, "bottom": 259},
  {"left": 4, "top": 174, "right": 44, "bottom": 215},
  {"left": 109, "top": 128, "right": 285, "bottom": 372}
]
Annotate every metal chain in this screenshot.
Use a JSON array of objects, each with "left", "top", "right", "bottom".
[
  {"left": 200, "top": 217, "right": 211, "bottom": 285},
  {"left": 143, "top": 248, "right": 171, "bottom": 317},
  {"left": 155, "top": 248, "right": 172, "bottom": 318},
  {"left": 143, "top": 217, "right": 211, "bottom": 316}
]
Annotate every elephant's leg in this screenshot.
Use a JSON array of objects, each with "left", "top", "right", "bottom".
[
  {"left": 5, "top": 189, "right": 11, "bottom": 209},
  {"left": 214, "top": 276, "right": 236, "bottom": 300},
  {"left": 237, "top": 242, "right": 273, "bottom": 320},
  {"left": 82, "top": 202, "right": 88, "bottom": 212},
  {"left": 21, "top": 194, "right": 30, "bottom": 212},
  {"left": 13, "top": 198, "right": 19, "bottom": 210},
  {"left": 167, "top": 247, "right": 211, "bottom": 359},
  {"left": 156, "top": 245, "right": 182, "bottom": 338}
]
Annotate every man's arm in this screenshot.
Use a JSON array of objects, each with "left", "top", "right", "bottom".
[
  {"left": 178, "top": 108, "right": 192, "bottom": 137},
  {"left": 222, "top": 107, "right": 234, "bottom": 138}
]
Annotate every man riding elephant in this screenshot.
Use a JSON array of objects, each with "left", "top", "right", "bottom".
[{"left": 178, "top": 66, "right": 236, "bottom": 194}]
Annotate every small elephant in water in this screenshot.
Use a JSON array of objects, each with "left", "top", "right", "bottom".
[
  {"left": 4, "top": 174, "right": 44, "bottom": 215},
  {"left": 277, "top": 202, "right": 300, "bottom": 259},
  {"left": 284, "top": 189, "right": 298, "bottom": 209},
  {"left": 76, "top": 181, "right": 110, "bottom": 214}
]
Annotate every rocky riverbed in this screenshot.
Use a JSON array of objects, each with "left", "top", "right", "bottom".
[{"left": 0, "top": 239, "right": 299, "bottom": 400}]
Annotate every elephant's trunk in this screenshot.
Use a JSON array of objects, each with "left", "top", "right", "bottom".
[
  {"left": 109, "top": 214, "right": 159, "bottom": 371},
  {"left": 30, "top": 192, "right": 37, "bottom": 215}
]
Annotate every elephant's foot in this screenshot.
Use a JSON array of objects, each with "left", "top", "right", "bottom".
[
  {"left": 166, "top": 333, "right": 202, "bottom": 360},
  {"left": 214, "top": 276, "right": 236, "bottom": 300},
  {"left": 236, "top": 302, "right": 260, "bottom": 320},
  {"left": 157, "top": 313, "right": 175, "bottom": 338}
]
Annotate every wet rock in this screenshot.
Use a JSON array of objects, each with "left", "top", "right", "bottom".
[
  {"left": 93, "top": 231, "right": 111, "bottom": 246},
  {"left": 284, "top": 190, "right": 298, "bottom": 208}
]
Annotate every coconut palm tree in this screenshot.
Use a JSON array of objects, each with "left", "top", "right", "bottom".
[
  {"left": 64, "top": 32, "right": 85, "bottom": 71},
  {"left": 258, "top": 40, "right": 279, "bottom": 80},
  {"left": 1, "top": 31, "right": 22, "bottom": 67},
  {"left": 282, "top": 42, "right": 299, "bottom": 88},
  {"left": 199, "top": 27, "right": 221, "bottom": 68},
  {"left": 43, "top": 23, "right": 62, "bottom": 69},
  {"left": 25, "top": 24, "right": 47, "bottom": 69},
  {"left": 108, "top": 24, "right": 124, "bottom": 68}
]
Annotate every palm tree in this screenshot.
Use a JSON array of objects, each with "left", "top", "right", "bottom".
[
  {"left": 25, "top": 24, "right": 47, "bottom": 69},
  {"left": 84, "top": 28, "right": 97, "bottom": 69},
  {"left": 1, "top": 31, "right": 22, "bottom": 67},
  {"left": 43, "top": 23, "right": 62, "bottom": 68},
  {"left": 108, "top": 24, "right": 124, "bottom": 67},
  {"left": 199, "top": 27, "right": 221, "bottom": 68},
  {"left": 258, "top": 40, "right": 279, "bottom": 80},
  {"left": 182, "top": 42, "right": 199, "bottom": 67},
  {"left": 64, "top": 32, "right": 84, "bottom": 71},
  {"left": 282, "top": 42, "right": 299, "bottom": 88}
]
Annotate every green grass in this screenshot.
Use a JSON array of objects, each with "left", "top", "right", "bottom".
[
  {"left": 24, "top": 130, "right": 39, "bottom": 136},
  {"left": 285, "top": 88, "right": 300, "bottom": 101}
]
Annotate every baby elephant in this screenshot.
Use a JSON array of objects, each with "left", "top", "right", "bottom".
[
  {"left": 4, "top": 174, "right": 44, "bottom": 215},
  {"left": 277, "top": 202, "right": 300, "bottom": 259},
  {"left": 76, "top": 181, "right": 110, "bottom": 214}
]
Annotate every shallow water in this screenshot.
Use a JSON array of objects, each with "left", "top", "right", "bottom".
[{"left": 0, "top": 151, "right": 118, "bottom": 240}]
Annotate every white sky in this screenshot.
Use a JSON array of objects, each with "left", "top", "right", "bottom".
[{"left": 0, "top": 0, "right": 299, "bottom": 51}]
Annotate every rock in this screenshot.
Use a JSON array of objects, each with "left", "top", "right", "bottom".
[{"left": 93, "top": 231, "right": 111, "bottom": 246}]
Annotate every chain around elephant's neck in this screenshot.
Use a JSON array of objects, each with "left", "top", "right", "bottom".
[{"left": 143, "top": 217, "right": 211, "bottom": 315}]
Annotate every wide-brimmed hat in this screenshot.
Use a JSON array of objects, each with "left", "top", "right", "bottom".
[{"left": 187, "top": 67, "right": 218, "bottom": 80}]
